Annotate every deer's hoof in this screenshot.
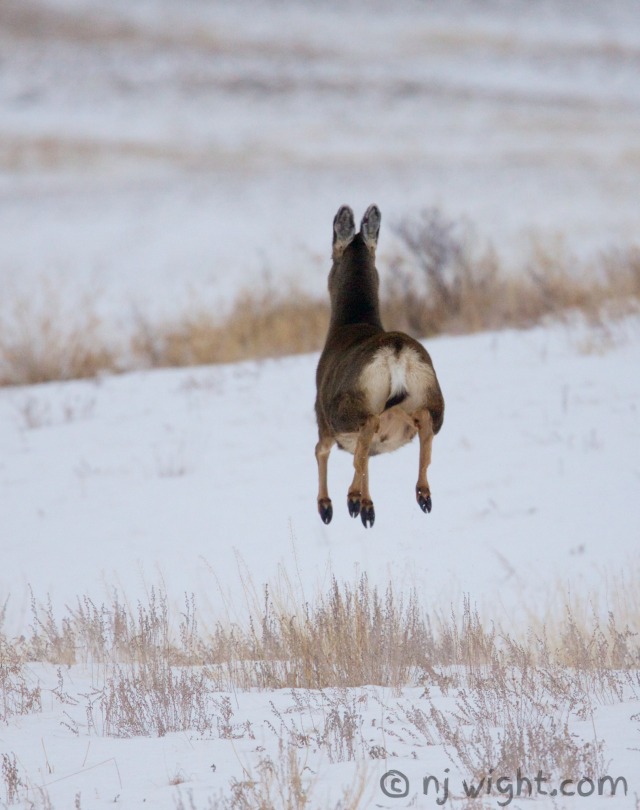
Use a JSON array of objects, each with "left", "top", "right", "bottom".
[
  {"left": 347, "top": 495, "right": 361, "bottom": 518},
  {"left": 318, "top": 498, "right": 333, "bottom": 524},
  {"left": 360, "top": 500, "right": 375, "bottom": 528},
  {"left": 416, "top": 487, "right": 432, "bottom": 513}
]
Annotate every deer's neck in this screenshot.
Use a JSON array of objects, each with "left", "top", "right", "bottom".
[{"left": 329, "top": 259, "right": 383, "bottom": 332}]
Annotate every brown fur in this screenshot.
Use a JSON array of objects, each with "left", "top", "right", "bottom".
[{"left": 314, "top": 204, "right": 444, "bottom": 527}]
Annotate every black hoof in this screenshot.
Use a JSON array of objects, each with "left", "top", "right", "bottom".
[
  {"left": 348, "top": 497, "right": 361, "bottom": 518},
  {"left": 319, "top": 499, "right": 333, "bottom": 524},
  {"left": 417, "top": 491, "right": 432, "bottom": 513},
  {"left": 360, "top": 502, "right": 375, "bottom": 528}
]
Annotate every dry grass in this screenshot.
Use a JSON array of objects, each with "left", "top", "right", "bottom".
[
  {"left": 174, "top": 751, "right": 368, "bottom": 810},
  {"left": 21, "top": 577, "right": 434, "bottom": 689},
  {"left": 93, "top": 661, "right": 216, "bottom": 738},
  {"left": 1, "top": 574, "right": 639, "bottom": 805},
  {"left": 426, "top": 635, "right": 605, "bottom": 780},
  {"left": 131, "top": 286, "right": 328, "bottom": 369},
  {"left": 224, "top": 744, "right": 368, "bottom": 810},
  {"left": 1, "top": 753, "right": 25, "bottom": 805},
  {"left": 15, "top": 575, "right": 640, "bottom": 685},
  {"left": 1, "top": 214, "right": 639, "bottom": 386},
  {"left": 0, "top": 636, "right": 42, "bottom": 723},
  {"left": 0, "top": 285, "right": 118, "bottom": 387},
  {"left": 386, "top": 210, "right": 640, "bottom": 337},
  {"left": 252, "top": 576, "right": 433, "bottom": 690}
]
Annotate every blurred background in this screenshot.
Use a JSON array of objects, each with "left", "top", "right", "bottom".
[{"left": 1, "top": 0, "right": 639, "bottom": 379}]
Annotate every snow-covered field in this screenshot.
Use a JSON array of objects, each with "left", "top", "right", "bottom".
[
  {"left": 2, "top": 0, "right": 640, "bottom": 323},
  {"left": 2, "top": 317, "right": 640, "bottom": 808},
  {"left": 2, "top": 318, "right": 639, "bottom": 625},
  {"left": 2, "top": 0, "right": 640, "bottom": 807}
]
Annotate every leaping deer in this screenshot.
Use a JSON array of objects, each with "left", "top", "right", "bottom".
[{"left": 314, "top": 204, "right": 444, "bottom": 528}]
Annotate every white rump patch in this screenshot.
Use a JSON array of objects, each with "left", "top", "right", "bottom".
[{"left": 359, "top": 345, "right": 436, "bottom": 414}]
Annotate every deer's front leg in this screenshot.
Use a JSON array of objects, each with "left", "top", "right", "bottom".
[
  {"left": 348, "top": 415, "right": 379, "bottom": 528},
  {"left": 414, "top": 408, "right": 434, "bottom": 513},
  {"left": 315, "top": 436, "right": 335, "bottom": 524}
]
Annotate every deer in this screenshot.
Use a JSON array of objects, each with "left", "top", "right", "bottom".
[{"left": 314, "top": 204, "right": 444, "bottom": 528}]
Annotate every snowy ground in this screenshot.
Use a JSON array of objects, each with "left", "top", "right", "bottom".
[
  {"left": 2, "top": 318, "right": 640, "bottom": 629},
  {"left": 1, "top": 317, "right": 640, "bottom": 807},
  {"left": 1, "top": 0, "right": 640, "bottom": 323},
  {"left": 2, "top": 1, "right": 640, "bottom": 806}
]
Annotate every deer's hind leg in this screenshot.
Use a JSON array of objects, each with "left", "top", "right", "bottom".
[
  {"left": 315, "top": 435, "right": 335, "bottom": 524},
  {"left": 414, "top": 408, "right": 434, "bottom": 513},
  {"left": 348, "top": 414, "right": 380, "bottom": 528}
]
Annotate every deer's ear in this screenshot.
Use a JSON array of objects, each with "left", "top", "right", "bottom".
[
  {"left": 333, "top": 205, "right": 356, "bottom": 247},
  {"left": 361, "top": 205, "right": 381, "bottom": 249}
]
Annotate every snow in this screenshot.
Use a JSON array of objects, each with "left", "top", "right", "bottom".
[
  {"left": 3, "top": 319, "right": 639, "bottom": 628},
  {"left": 1, "top": 317, "right": 640, "bottom": 807},
  {"left": 2, "top": 0, "right": 640, "bottom": 806},
  {"left": 2, "top": 0, "right": 640, "bottom": 323}
]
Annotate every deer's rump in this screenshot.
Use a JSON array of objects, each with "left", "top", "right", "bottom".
[{"left": 317, "top": 334, "right": 444, "bottom": 455}]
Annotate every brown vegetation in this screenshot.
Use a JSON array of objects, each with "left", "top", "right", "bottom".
[
  {"left": 1, "top": 211, "right": 639, "bottom": 387},
  {"left": 131, "top": 287, "right": 328, "bottom": 370},
  {"left": 2, "top": 572, "right": 639, "bottom": 806},
  {"left": 386, "top": 210, "right": 640, "bottom": 336},
  {"left": 8, "top": 573, "right": 640, "bottom": 685}
]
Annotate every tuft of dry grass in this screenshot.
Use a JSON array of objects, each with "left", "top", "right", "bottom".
[
  {"left": 174, "top": 752, "right": 368, "bottom": 810},
  {"left": 426, "top": 635, "right": 605, "bottom": 780},
  {"left": 0, "top": 756, "right": 57, "bottom": 809},
  {"left": 27, "top": 588, "right": 203, "bottom": 668},
  {"left": 251, "top": 576, "right": 434, "bottom": 690},
  {"left": 1, "top": 752, "right": 25, "bottom": 805},
  {"left": 0, "top": 636, "right": 42, "bottom": 723},
  {"left": 0, "top": 285, "right": 118, "bottom": 387},
  {"left": 131, "top": 286, "right": 328, "bottom": 369},
  {"left": 94, "top": 660, "right": 215, "bottom": 738},
  {"left": 1, "top": 214, "right": 639, "bottom": 386},
  {"left": 386, "top": 209, "right": 640, "bottom": 337}
]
